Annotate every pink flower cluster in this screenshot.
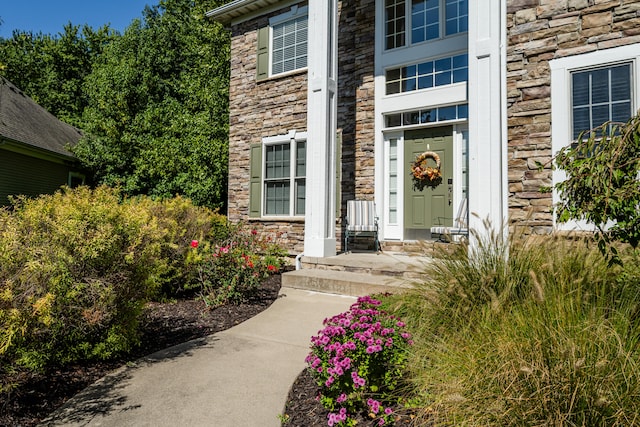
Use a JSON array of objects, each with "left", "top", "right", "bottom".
[{"left": 306, "top": 295, "right": 413, "bottom": 427}]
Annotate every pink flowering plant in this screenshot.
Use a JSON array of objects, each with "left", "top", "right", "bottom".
[
  {"left": 192, "top": 226, "right": 286, "bottom": 307},
  {"left": 306, "top": 295, "right": 413, "bottom": 426}
]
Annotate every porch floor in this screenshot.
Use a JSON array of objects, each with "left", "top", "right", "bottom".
[{"left": 282, "top": 250, "right": 434, "bottom": 296}]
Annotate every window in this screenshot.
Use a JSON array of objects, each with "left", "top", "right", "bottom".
[
  {"left": 385, "top": 0, "right": 467, "bottom": 50},
  {"left": 271, "top": 15, "right": 308, "bottom": 75},
  {"left": 571, "top": 63, "right": 632, "bottom": 139},
  {"left": 550, "top": 44, "right": 640, "bottom": 230},
  {"left": 256, "top": 7, "right": 308, "bottom": 81},
  {"left": 249, "top": 132, "right": 306, "bottom": 218},
  {"left": 386, "top": 54, "right": 468, "bottom": 94},
  {"left": 384, "top": 104, "right": 468, "bottom": 128}
]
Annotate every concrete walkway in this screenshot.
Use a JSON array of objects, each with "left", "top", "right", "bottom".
[{"left": 40, "top": 288, "right": 356, "bottom": 427}]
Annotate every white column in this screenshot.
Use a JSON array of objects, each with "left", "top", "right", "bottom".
[
  {"left": 304, "top": 0, "right": 338, "bottom": 257},
  {"left": 468, "top": 0, "right": 508, "bottom": 240}
]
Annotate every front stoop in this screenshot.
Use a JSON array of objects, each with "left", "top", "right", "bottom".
[{"left": 281, "top": 252, "right": 432, "bottom": 296}]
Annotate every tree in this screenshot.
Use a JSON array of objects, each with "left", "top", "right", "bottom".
[
  {"left": 554, "top": 114, "right": 640, "bottom": 264},
  {"left": 73, "top": 0, "right": 230, "bottom": 209},
  {"left": 0, "top": 25, "right": 115, "bottom": 126}
]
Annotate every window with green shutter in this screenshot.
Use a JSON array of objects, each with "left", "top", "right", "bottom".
[
  {"left": 256, "top": 6, "right": 308, "bottom": 81},
  {"left": 251, "top": 132, "right": 307, "bottom": 217}
]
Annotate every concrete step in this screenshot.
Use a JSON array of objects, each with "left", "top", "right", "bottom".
[
  {"left": 300, "top": 252, "right": 432, "bottom": 281},
  {"left": 282, "top": 268, "right": 413, "bottom": 297}
]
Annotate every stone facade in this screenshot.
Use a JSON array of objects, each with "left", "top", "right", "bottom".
[
  {"left": 506, "top": 0, "right": 640, "bottom": 234},
  {"left": 225, "top": 0, "right": 640, "bottom": 252},
  {"left": 227, "top": 0, "right": 375, "bottom": 253}
]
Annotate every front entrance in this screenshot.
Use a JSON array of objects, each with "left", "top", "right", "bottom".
[{"left": 404, "top": 126, "right": 454, "bottom": 231}]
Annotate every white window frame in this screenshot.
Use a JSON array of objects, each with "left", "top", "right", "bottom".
[
  {"left": 261, "top": 130, "right": 307, "bottom": 218},
  {"left": 268, "top": 5, "right": 308, "bottom": 78},
  {"left": 550, "top": 43, "right": 640, "bottom": 231},
  {"left": 383, "top": 0, "right": 467, "bottom": 52}
]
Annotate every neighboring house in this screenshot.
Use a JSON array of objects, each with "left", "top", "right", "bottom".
[
  {"left": 0, "top": 77, "right": 85, "bottom": 207},
  {"left": 207, "top": 0, "right": 640, "bottom": 257}
]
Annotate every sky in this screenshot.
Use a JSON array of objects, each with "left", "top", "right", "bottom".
[{"left": 0, "top": 0, "right": 152, "bottom": 39}]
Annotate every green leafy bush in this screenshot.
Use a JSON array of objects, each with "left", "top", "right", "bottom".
[
  {"left": 306, "top": 295, "right": 413, "bottom": 426},
  {"left": 555, "top": 114, "right": 640, "bottom": 264},
  {"left": 0, "top": 186, "right": 228, "bottom": 373},
  {"left": 0, "top": 186, "right": 161, "bottom": 369},
  {"left": 193, "top": 226, "right": 286, "bottom": 307},
  {"left": 128, "top": 195, "right": 228, "bottom": 297},
  {"left": 390, "top": 230, "right": 640, "bottom": 426}
]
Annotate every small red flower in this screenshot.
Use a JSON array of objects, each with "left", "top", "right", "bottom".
[
  {"left": 251, "top": 229, "right": 258, "bottom": 235},
  {"left": 191, "top": 240, "right": 199, "bottom": 248},
  {"left": 267, "top": 265, "right": 277, "bottom": 272}
]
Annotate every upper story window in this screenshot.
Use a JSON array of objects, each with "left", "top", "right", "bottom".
[
  {"left": 256, "top": 6, "right": 308, "bottom": 81},
  {"left": 271, "top": 15, "right": 308, "bottom": 75},
  {"left": 571, "top": 63, "right": 632, "bottom": 139},
  {"left": 386, "top": 53, "right": 468, "bottom": 94},
  {"left": 385, "top": 0, "right": 467, "bottom": 50}
]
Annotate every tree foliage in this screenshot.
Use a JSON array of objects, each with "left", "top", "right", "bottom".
[
  {"left": 0, "top": 0, "right": 230, "bottom": 210},
  {"left": 554, "top": 114, "right": 640, "bottom": 264},
  {"left": 73, "top": 0, "right": 229, "bottom": 209},
  {"left": 0, "top": 24, "right": 115, "bottom": 126}
]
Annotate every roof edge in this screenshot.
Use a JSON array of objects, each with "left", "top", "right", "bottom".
[{"left": 206, "top": 0, "right": 298, "bottom": 26}]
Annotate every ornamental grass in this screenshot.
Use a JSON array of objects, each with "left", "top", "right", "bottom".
[{"left": 384, "top": 227, "right": 640, "bottom": 426}]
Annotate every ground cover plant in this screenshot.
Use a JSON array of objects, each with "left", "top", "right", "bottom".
[
  {"left": 384, "top": 228, "right": 640, "bottom": 425},
  {"left": 306, "top": 295, "right": 414, "bottom": 426}
]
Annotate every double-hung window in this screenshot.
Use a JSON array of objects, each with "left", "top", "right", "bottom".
[
  {"left": 384, "top": 0, "right": 467, "bottom": 50},
  {"left": 550, "top": 44, "right": 640, "bottom": 230},
  {"left": 249, "top": 132, "right": 306, "bottom": 218},
  {"left": 571, "top": 63, "right": 632, "bottom": 139},
  {"left": 256, "top": 6, "right": 308, "bottom": 81}
]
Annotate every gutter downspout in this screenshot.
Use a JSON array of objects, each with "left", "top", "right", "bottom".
[{"left": 295, "top": 252, "right": 304, "bottom": 270}]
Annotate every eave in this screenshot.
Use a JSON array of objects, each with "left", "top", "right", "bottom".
[{"left": 206, "top": 0, "right": 294, "bottom": 26}]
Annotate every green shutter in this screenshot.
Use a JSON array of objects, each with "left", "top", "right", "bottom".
[
  {"left": 249, "top": 143, "right": 263, "bottom": 218},
  {"left": 336, "top": 130, "right": 342, "bottom": 219},
  {"left": 256, "top": 26, "right": 269, "bottom": 81}
]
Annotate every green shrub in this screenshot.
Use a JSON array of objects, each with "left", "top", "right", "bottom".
[
  {"left": 0, "top": 187, "right": 230, "bottom": 374},
  {"left": 306, "top": 295, "right": 414, "bottom": 427},
  {"left": 193, "top": 225, "right": 286, "bottom": 307},
  {"left": 127, "top": 195, "right": 228, "bottom": 297},
  {"left": 0, "top": 186, "right": 163, "bottom": 369},
  {"left": 390, "top": 231, "right": 640, "bottom": 426}
]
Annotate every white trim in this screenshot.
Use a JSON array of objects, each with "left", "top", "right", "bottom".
[
  {"left": 383, "top": 131, "right": 404, "bottom": 240},
  {"left": 550, "top": 43, "right": 640, "bottom": 231},
  {"left": 261, "top": 130, "right": 307, "bottom": 218},
  {"left": 467, "top": 0, "right": 506, "bottom": 241},
  {"left": 374, "top": 0, "right": 470, "bottom": 243},
  {"left": 268, "top": 4, "right": 307, "bottom": 25},
  {"left": 304, "top": 0, "right": 338, "bottom": 257},
  {"left": 268, "top": 7, "right": 309, "bottom": 78}
]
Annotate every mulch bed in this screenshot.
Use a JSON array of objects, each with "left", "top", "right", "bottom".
[
  {"left": 1, "top": 275, "right": 418, "bottom": 427},
  {"left": 1, "top": 275, "right": 281, "bottom": 426}
]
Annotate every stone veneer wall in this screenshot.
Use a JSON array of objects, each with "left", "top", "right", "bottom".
[
  {"left": 336, "top": 0, "right": 376, "bottom": 249},
  {"left": 227, "top": 0, "right": 376, "bottom": 253},
  {"left": 506, "top": 0, "right": 640, "bottom": 234}
]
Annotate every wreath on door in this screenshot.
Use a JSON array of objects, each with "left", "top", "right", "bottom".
[{"left": 411, "top": 151, "right": 442, "bottom": 190}]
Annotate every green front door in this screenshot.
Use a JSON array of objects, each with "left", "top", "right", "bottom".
[{"left": 404, "top": 126, "right": 453, "bottom": 229}]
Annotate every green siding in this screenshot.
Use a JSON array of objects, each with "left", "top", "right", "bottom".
[{"left": 0, "top": 148, "right": 73, "bottom": 206}]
